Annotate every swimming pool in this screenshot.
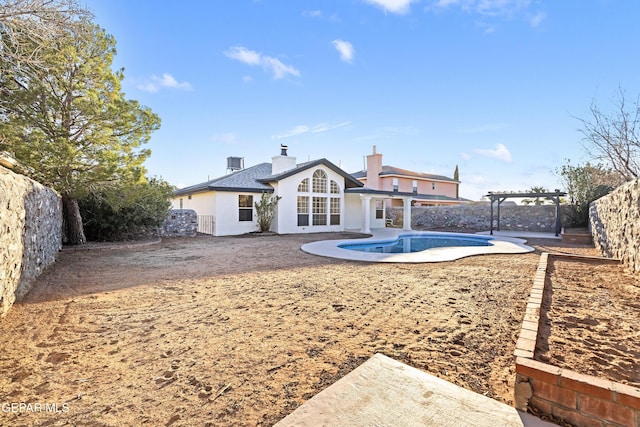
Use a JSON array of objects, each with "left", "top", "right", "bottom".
[{"left": 338, "top": 234, "right": 493, "bottom": 253}]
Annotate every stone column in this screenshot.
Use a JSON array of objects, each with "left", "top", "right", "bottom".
[
  {"left": 402, "top": 197, "right": 412, "bottom": 231},
  {"left": 361, "top": 196, "right": 372, "bottom": 234}
]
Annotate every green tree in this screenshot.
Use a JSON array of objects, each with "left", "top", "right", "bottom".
[
  {"left": 254, "top": 192, "right": 281, "bottom": 232},
  {"left": 557, "top": 161, "right": 620, "bottom": 227},
  {"left": 0, "top": 19, "right": 160, "bottom": 244}
]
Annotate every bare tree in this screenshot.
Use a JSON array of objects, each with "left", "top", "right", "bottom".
[
  {"left": 0, "top": 0, "right": 91, "bottom": 69},
  {"left": 577, "top": 87, "right": 640, "bottom": 182}
]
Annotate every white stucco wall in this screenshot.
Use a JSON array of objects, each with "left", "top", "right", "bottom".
[
  {"left": 274, "top": 165, "right": 346, "bottom": 234},
  {"left": 171, "top": 192, "right": 216, "bottom": 216},
  {"left": 214, "top": 191, "right": 261, "bottom": 236}
]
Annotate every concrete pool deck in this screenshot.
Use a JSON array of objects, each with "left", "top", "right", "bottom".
[{"left": 301, "top": 228, "right": 536, "bottom": 263}]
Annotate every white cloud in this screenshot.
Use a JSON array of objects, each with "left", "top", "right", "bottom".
[
  {"left": 211, "top": 133, "right": 243, "bottom": 145},
  {"left": 461, "top": 152, "right": 472, "bottom": 160},
  {"left": 363, "top": 0, "right": 418, "bottom": 14},
  {"left": 224, "top": 46, "right": 300, "bottom": 80},
  {"left": 303, "top": 10, "right": 323, "bottom": 18},
  {"left": 272, "top": 121, "right": 351, "bottom": 140},
  {"left": 332, "top": 40, "right": 355, "bottom": 63},
  {"left": 529, "top": 11, "right": 546, "bottom": 28},
  {"left": 475, "top": 143, "right": 512, "bottom": 162},
  {"left": 137, "top": 73, "right": 192, "bottom": 93}
]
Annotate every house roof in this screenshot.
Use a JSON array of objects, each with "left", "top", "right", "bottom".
[
  {"left": 345, "top": 187, "right": 462, "bottom": 202},
  {"left": 259, "top": 158, "right": 363, "bottom": 188},
  {"left": 174, "top": 158, "right": 364, "bottom": 196},
  {"left": 174, "top": 163, "right": 274, "bottom": 196},
  {"left": 351, "top": 165, "right": 459, "bottom": 183}
]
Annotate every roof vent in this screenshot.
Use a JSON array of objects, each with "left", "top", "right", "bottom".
[
  {"left": 280, "top": 144, "right": 288, "bottom": 156},
  {"left": 227, "top": 156, "right": 244, "bottom": 172}
]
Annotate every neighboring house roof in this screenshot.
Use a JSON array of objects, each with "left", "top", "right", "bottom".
[
  {"left": 174, "top": 163, "right": 274, "bottom": 196},
  {"left": 345, "top": 187, "right": 461, "bottom": 202},
  {"left": 352, "top": 166, "right": 459, "bottom": 183},
  {"left": 259, "top": 158, "right": 363, "bottom": 188},
  {"left": 174, "top": 158, "right": 364, "bottom": 197}
]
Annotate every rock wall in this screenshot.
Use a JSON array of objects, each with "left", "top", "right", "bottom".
[
  {"left": 162, "top": 209, "right": 198, "bottom": 237},
  {"left": 388, "top": 203, "right": 570, "bottom": 233},
  {"left": 0, "top": 166, "right": 62, "bottom": 316},
  {"left": 590, "top": 178, "right": 640, "bottom": 272}
]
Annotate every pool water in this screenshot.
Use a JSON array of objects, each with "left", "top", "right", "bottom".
[{"left": 338, "top": 234, "right": 493, "bottom": 254}]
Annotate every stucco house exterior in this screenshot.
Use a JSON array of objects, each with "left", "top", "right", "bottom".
[
  {"left": 172, "top": 147, "right": 451, "bottom": 236},
  {"left": 352, "top": 146, "right": 462, "bottom": 207}
]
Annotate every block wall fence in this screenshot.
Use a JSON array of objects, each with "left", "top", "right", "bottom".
[
  {"left": 590, "top": 177, "right": 640, "bottom": 273},
  {"left": 0, "top": 166, "right": 62, "bottom": 316},
  {"left": 389, "top": 203, "right": 571, "bottom": 232}
]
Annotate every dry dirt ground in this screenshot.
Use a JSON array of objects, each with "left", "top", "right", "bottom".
[
  {"left": 0, "top": 232, "right": 602, "bottom": 426},
  {"left": 537, "top": 257, "right": 640, "bottom": 387}
]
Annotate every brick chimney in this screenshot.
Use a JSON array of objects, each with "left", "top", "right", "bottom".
[{"left": 366, "top": 145, "right": 382, "bottom": 189}]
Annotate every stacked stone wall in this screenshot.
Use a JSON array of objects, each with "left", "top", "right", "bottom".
[
  {"left": 590, "top": 178, "right": 640, "bottom": 272},
  {"left": 162, "top": 209, "right": 198, "bottom": 237},
  {"left": 388, "top": 203, "right": 570, "bottom": 233},
  {"left": 0, "top": 166, "right": 62, "bottom": 316}
]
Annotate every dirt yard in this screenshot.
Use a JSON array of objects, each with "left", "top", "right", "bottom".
[
  {"left": 537, "top": 257, "right": 640, "bottom": 387},
  {"left": 0, "top": 233, "right": 601, "bottom": 426}
]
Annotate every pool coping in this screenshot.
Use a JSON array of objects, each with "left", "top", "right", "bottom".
[{"left": 301, "top": 228, "right": 534, "bottom": 263}]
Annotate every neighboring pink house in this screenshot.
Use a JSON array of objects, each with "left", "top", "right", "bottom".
[{"left": 352, "top": 146, "right": 461, "bottom": 207}]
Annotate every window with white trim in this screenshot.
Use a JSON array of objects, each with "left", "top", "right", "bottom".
[
  {"left": 392, "top": 178, "right": 399, "bottom": 192},
  {"left": 312, "top": 197, "right": 327, "bottom": 225},
  {"left": 238, "top": 195, "right": 253, "bottom": 221},
  {"left": 330, "top": 180, "right": 340, "bottom": 194},
  {"left": 312, "top": 169, "right": 327, "bottom": 193},
  {"left": 297, "top": 196, "right": 309, "bottom": 226},
  {"left": 330, "top": 198, "right": 340, "bottom": 225},
  {"left": 298, "top": 178, "right": 309, "bottom": 192}
]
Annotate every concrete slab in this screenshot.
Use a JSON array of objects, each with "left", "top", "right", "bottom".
[
  {"left": 476, "top": 230, "right": 561, "bottom": 240},
  {"left": 275, "top": 354, "right": 557, "bottom": 427},
  {"left": 301, "top": 229, "right": 534, "bottom": 263}
]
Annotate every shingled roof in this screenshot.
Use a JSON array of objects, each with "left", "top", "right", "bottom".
[
  {"left": 351, "top": 165, "right": 458, "bottom": 183},
  {"left": 174, "top": 158, "right": 364, "bottom": 196}
]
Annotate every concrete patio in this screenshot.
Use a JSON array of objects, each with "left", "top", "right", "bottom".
[{"left": 276, "top": 353, "right": 557, "bottom": 427}]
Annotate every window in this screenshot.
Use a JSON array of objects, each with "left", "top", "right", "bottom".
[
  {"left": 312, "top": 169, "right": 327, "bottom": 193},
  {"left": 432, "top": 182, "right": 436, "bottom": 190},
  {"left": 392, "top": 178, "right": 399, "bottom": 192},
  {"left": 298, "top": 178, "right": 309, "bottom": 192},
  {"left": 375, "top": 200, "right": 384, "bottom": 219},
  {"left": 330, "top": 198, "right": 340, "bottom": 225},
  {"left": 330, "top": 180, "right": 340, "bottom": 194},
  {"left": 297, "top": 196, "right": 309, "bottom": 226},
  {"left": 412, "top": 180, "right": 418, "bottom": 194},
  {"left": 312, "top": 197, "right": 327, "bottom": 225},
  {"left": 238, "top": 195, "right": 253, "bottom": 221}
]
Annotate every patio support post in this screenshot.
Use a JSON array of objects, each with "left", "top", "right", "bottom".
[
  {"left": 489, "top": 193, "right": 494, "bottom": 235},
  {"left": 361, "top": 195, "right": 372, "bottom": 234},
  {"left": 554, "top": 189, "right": 561, "bottom": 236},
  {"left": 402, "top": 197, "right": 412, "bottom": 231}
]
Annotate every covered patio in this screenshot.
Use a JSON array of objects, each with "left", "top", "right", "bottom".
[{"left": 345, "top": 188, "right": 413, "bottom": 234}]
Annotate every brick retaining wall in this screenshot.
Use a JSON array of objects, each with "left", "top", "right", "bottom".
[{"left": 514, "top": 253, "right": 640, "bottom": 427}]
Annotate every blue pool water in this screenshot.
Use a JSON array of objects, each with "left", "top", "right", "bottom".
[{"left": 338, "top": 234, "right": 493, "bottom": 254}]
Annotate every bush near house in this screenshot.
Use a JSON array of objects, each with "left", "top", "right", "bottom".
[{"left": 79, "top": 178, "right": 174, "bottom": 241}]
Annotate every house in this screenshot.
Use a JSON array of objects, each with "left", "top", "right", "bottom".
[
  {"left": 352, "top": 146, "right": 462, "bottom": 207},
  {"left": 171, "top": 146, "right": 454, "bottom": 236}
]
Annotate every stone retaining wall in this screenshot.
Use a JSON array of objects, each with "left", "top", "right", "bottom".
[
  {"left": 388, "top": 203, "right": 570, "bottom": 232},
  {"left": 0, "top": 166, "right": 62, "bottom": 316},
  {"left": 162, "top": 209, "right": 198, "bottom": 237},
  {"left": 590, "top": 178, "right": 640, "bottom": 272}
]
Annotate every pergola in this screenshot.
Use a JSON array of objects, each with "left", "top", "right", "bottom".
[{"left": 484, "top": 190, "right": 567, "bottom": 236}]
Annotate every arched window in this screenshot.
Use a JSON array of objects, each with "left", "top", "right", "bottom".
[
  {"left": 330, "top": 180, "right": 340, "bottom": 194},
  {"left": 312, "top": 169, "right": 327, "bottom": 193},
  {"left": 298, "top": 178, "right": 309, "bottom": 192}
]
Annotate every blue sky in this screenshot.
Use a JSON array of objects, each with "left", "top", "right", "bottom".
[{"left": 85, "top": 0, "right": 640, "bottom": 200}]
